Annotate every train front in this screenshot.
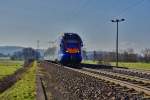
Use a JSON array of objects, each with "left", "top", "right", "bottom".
[{"left": 60, "top": 33, "right": 83, "bottom": 65}]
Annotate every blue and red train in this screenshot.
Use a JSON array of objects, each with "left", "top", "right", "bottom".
[{"left": 46, "top": 32, "right": 83, "bottom": 65}]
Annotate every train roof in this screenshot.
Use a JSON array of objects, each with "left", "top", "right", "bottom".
[
  {"left": 59, "top": 32, "right": 78, "bottom": 36},
  {"left": 63, "top": 33, "right": 81, "bottom": 40},
  {"left": 57, "top": 32, "right": 82, "bottom": 44}
]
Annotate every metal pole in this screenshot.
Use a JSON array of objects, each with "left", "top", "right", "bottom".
[
  {"left": 111, "top": 18, "right": 125, "bottom": 67},
  {"left": 116, "top": 21, "right": 118, "bottom": 67}
]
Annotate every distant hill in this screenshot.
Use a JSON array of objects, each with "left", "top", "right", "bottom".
[
  {"left": 0, "top": 46, "right": 24, "bottom": 55},
  {"left": 0, "top": 46, "right": 45, "bottom": 57}
]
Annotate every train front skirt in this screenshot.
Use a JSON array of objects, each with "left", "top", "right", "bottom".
[{"left": 59, "top": 53, "right": 82, "bottom": 64}]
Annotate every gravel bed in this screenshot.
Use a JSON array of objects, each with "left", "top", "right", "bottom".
[
  {"left": 41, "top": 62, "right": 148, "bottom": 100},
  {"left": 83, "top": 69, "right": 150, "bottom": 89}
]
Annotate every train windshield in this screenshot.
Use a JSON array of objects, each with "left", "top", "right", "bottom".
[
  {"left": 64, "top": 33, "right": 82, "bottom": 42},
  {"left": 66, "top": 40, "right": 79, "bottom": 48}
]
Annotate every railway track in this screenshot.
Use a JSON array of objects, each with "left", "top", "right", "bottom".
[
  {"left": 60, "top": 62, "right": 148, "bottom": 81},
  {"left": 100, "top": 68, "right": 150, "bottom": 80},
  {"left": 83, "top": 68, "right": 150, "bottom": 90},
  {"left": 78, "top": 63, "right": 150, "bottom": 80},
  {"left": 63, "top": 67, "right": 150, "bottom": 96},
  {"left": 114, "top": 67, "right": 150, "bottom": 74},
  {"left": 40, "top": 61, "right": 150, "bottom": 99},
  {"left": 50, "top": 64, "right": 149, "bottom": 98}
]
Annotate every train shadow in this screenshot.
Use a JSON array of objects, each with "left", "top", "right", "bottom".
[
  {"left": 80, "top": 63, "right": 113, "bottom": 69},
  {"left": 44, "top": 60, "right": 113, "bottom": 69}
]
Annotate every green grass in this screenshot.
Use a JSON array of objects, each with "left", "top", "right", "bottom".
[
  {"left": 0, "top": 61, "right": 36, "bottom": 100},
  {"left": 82, "top": 60, "right": 150, "bottom": 71},
  {"left": 0, "top": 60, "right": 24, "bottom": 80},
  {"left": 110, "top": 62, "right": 150, "bottom": 71},
  {"left": 82, "top": 60, "right": 98, "bottom": 64}
]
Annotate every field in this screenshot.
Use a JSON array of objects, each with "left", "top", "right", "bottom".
[
  {"left": 82, "top": 60, "right": 98, "bottom": 64},
  {"left": 0, "top": 60, "right": 24, "bottom": 80},
  {"left": 110, "top": 62, "right": 150, "bottom": 70},
  {"left": 82, "top": 60, "right": 150, "bottom": 71},
  {"left": 0, "top": 61, "right": 36, "bottom": 100}
]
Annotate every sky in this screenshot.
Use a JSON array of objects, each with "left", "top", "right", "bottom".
[{"left": 0, "top": 0, "right": 150, "bottom": 53}]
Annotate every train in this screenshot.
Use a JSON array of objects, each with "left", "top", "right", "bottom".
[{"left": 45, "top": 32, "right": 83, "bottom": 65}]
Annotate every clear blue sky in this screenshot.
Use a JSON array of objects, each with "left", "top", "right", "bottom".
[{"left": 0, "top": 0, "right": 149, "bottom": 53}]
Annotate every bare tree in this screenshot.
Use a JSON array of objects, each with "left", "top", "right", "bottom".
[
  {"left": 44, "top": 47, "right": 56, "bottom": 56},
  {"left": 93, "top": 50, "right": 98, "bottom": 61},
  {"left": 82, "top": 49, "right": 88, "bottom": 60},
  {"left": 142, "top": 48, "right": 150, "bottom": 62},
  {"left": 122, "top": 48, "right": 138, "bottom": 62}
]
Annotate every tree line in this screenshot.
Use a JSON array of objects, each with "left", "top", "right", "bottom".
[
  {"left": 82, "top": 48, "right": 150, "bottom": 63},
  {"left": 11, "top": 48, "right": 41, "bottom": 61}
]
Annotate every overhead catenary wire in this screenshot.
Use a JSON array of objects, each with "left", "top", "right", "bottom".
[
  {"left": 114, "top": 0, "right": 146, "bottom": 18},
  {"left": 70, "top": 0, "right": 146, "bottom": 21}
]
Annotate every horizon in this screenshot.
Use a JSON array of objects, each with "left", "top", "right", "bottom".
[{"left": 0, "top": 45, "right": 146, "bottom": 55}]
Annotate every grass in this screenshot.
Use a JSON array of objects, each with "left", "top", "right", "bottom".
[
  {"left": 0, "top": 61, "right": 36, "bottom": 100},
  {"left": 82, "top": 60, "right": 150, "bottom": 71},
  {"left": 110, "top": 62, "right": 150, "bottom": 71},
  {"left": 82, "top": 60, "right": 98, "bottom": 64},
  {"left": 0, "top": 60, "right": 24, "bottom": 80}
]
